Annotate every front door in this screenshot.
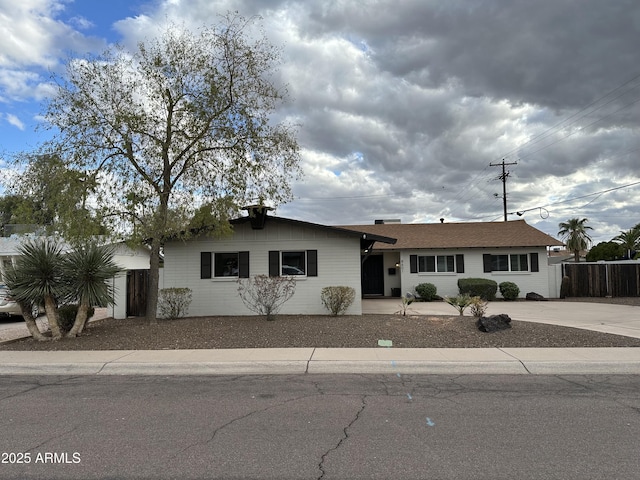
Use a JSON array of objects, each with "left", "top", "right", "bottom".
[{"left": 362, "top": 255, "right": 384, "bottom": 295}]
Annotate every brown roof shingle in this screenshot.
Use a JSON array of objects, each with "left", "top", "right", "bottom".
[{"left": 338, "top": 220, "right": 563, "bottom": 250}]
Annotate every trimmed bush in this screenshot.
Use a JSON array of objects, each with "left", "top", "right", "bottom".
[
  {"left": 58, "top": 304, "right": 96, "bottom": 333},
  {"left": 158, "top": 288, "right": 193, "bottom": 320},
  {"left": 457, "top": 278, "right": 497, "bottom": 301},
  {"left": 321, "top": 286, "right": 356, "bottom": 316},
  {"left": 499, "top": 281, "right": 520, "bottom": 300},
  {"left": 415, "top": 283, "right": 437, "bottom": 301}
]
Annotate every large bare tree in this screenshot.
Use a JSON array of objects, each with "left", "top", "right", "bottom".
[{"left": 40, "top": 14, "right": 301, "bottom": 322}]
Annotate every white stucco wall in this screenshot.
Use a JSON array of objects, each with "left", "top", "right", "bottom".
[
  {"left": 399, "top": 247, "right": 555, "bottom": 299},
  {"left": 162, "top": 221, "right": 364, "bottom": 316}
]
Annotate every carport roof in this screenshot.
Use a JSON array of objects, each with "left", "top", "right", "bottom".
[{"left": 338, "top": 219, "right": 564, "bottom": 250}]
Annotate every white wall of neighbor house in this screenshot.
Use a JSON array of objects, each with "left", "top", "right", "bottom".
[
  {"left": 163, "top": 221, "right": 364, "bottom": 316},
  {"left": 399, "top": 247, "right": 556, "bottom": 299}
]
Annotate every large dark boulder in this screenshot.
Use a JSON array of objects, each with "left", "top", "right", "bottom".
[
  {"left": 526, "top": 292, "right": 547, "bottom": 301},
  {"left": 476, "top": 314, "right": 512, "bottom": 333}
]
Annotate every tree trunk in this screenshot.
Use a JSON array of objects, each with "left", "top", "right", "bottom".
[
  {"left": 67, "top": 302, "right": 90, "bottom": 337},
  {"left": 44, "top": 295, "right": 63, "bottom": 339},
  {"left": 146, "top": 237, "right": 161, "bottom": 324},
  {"left": 19, "top": 303, "right": 50, "bottom": 342}
]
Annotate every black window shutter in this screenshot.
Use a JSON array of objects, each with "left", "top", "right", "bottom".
[
  {"left": 456, "top": 254, "right": 465, "bottom": 273},
  {"left": 200, "top": 252, "right": 212, "bottom": 279},
  {"left": 410, "top": 255, "right": 418, "bottom": 273},
  {"left": 269, "top": 251, "right": 280, "bottom": 277},
  {"left": 238, "top": 251, "right": 250, "bottom": 278},
  {"left": 307, "top": 250, "right": 318, "bottom": 277},
  {"left": 483, "top": 254, "right": 492, "bottom": 273},
  {"left": 530, "top": 252, "right": 539, "bottom": 272}
]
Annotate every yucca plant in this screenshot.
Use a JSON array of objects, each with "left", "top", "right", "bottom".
[
  {"left": 5, "top": 238, "right": 66, "bottom": 339},
  {"left": 3, "top": 266, "right": 49, "bottom": 341},
  {"left": 5, "top": 239, "right": 121, "bottom": 340},
  {"left": 61, "top": 242, "right": 120, "bottom": 336}
]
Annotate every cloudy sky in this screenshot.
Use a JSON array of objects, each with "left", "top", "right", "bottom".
[{"left": 1, "top": 0, "right": 639, "bottom": 243}]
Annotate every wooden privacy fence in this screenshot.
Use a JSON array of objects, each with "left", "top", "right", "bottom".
[
  {"left": 126, "top": 269, "right": 149, "bottom": 317},
  {"left": 563, "top": 262, "right": 640, "bottom": 297}
]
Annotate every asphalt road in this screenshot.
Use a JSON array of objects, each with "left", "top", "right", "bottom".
[{"left": 0, "top": 374, "right": 639, "bottom": 479}]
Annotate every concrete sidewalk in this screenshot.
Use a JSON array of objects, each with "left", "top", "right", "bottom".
[
  {"left": 0, "top": 301, "right": 639, "bottom": 376},
  {"left": 0, "top": 347, "right": 639, "bottom": 375}
]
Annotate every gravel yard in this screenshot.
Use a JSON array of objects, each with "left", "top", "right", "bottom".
[{"left": 2, "top": 302, "right": 640, "bottom": 351}]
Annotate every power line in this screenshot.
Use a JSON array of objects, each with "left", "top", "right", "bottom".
[
  {"left": 510, "top": 180, "right": 640, "bottom": 217},
  {"left": 497, "top": 71, "right": 640, "bottom": 162}
]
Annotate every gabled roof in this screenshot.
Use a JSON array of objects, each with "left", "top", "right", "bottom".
[
  {"left": 232, "top": 215, "right": 397, "bottom": 246},
  {"left": 338, "top": 220, "right": 563, "bottom": 250}
]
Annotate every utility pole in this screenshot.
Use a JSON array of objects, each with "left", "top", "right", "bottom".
[{"left": 490, "top": 159, "right": 517, "bottom": 221}]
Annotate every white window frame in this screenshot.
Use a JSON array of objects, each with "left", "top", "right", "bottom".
[
  {"left": 418, "top": 254, "right": 456, "bottom": 273},
  {"left": 281, "top": 251, "right": 307, "bottom": 276}
]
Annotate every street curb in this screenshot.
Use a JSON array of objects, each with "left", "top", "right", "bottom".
[{"left": 1, "top": 360, "right": 640, "bottom": 376}]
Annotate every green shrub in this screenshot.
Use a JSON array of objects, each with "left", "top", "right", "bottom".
[
  {"left": 321, "top": 286, "right": 356, "bottom": 316},
  {"left": 158, "top": 288, "right": 193, "bottom": 320},
  {"left": 499, "top": 281, "right": 520, "bottom": 301},
  {"left": 457, "top": 278, "right": 497, "bottom": 301},
  {"left": 415, "top": 283, "right": 437, "bottom": 301},
  {"left": 57, "top": 304, "right": 96, "bottom": 333}
]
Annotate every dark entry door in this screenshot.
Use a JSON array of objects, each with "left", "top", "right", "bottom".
[
  {"left": 126, "top": 270, "right": 149, "bottom": 317},
  {"left": 362, "top": 255, "right": 384, "bottom": 295}
]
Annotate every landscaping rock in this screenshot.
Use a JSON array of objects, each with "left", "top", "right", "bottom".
[
  {"left": 476, "top": 314, "right": 512, "bottom": 333},
  {"left": 526, "top": 292, "right": 547, "bottom": 301}
]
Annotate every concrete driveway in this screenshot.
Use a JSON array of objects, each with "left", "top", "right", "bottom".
[{"left": 362, "top": 298, "right": 640, "bottom": 339}]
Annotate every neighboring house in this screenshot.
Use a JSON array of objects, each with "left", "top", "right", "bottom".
[
  {"left": 340, "top": 220, "right": 564, "bottom": 299},
  {"left": 161, "top": 207, "right": 396, "bottom": 316},
  {"left": 0, "top": 236, "right": 150, "bottom": 319}
]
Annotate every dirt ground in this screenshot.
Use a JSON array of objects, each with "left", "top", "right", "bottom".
[{"left": 2, "top": 297, "right": 640, "bottom": 351}]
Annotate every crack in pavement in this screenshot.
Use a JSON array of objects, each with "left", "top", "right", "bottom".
[
  {"left": 0, "top": 376, "right": 82, "bottom": 402},
  {"left": 26, "top": 426, "right": 79, "bottom": 453},
  {"left": 172, "top": 393, "right": 322, "bottom": 459},
  {"left": 317, "top": 395, "right": 367, "bottom": 480}
]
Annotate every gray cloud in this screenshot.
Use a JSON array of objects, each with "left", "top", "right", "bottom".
[{"left": 4, "top": 0, "right": 639, "bottom": 242}]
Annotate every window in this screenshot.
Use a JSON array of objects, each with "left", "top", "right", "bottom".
[
  {"left": 269, "top": 250, "right": 318, "bottom": 277},
  {"left": 214, "top": 252, "right": 239, "bottom": 277},
  {"left": 418, "top": 255, "right": 454, "bottom": 272},
  {"left": 483, "top": 253, "right": 538, "bottom": 273},
  {"left": 410, "top": 254, "right": 464, "bottom": 274},
  {"left": 281, "top": 251, "right": 306, "bottom": 275},
  {"left": 201, "top": 251, "right": 249, "bottom": 279},
  {"left": 491, "top": 255, "right": 509, "bottom": 272},
  {"left": 509, "top": 254, "right": 528, "bottom": 272}
]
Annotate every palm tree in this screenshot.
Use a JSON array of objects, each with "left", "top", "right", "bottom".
[
  {"left": 558, "top": 218, "right": 593, "bottom": 262},
  {"left": 613, "top": 228, "right": 640, "bottom": 259},
  {"left": 5, "top": 239, "right": 66, "bottom": 339},
  {"left": 62, "top": 242, "right": 120, "bottom": 337}
]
